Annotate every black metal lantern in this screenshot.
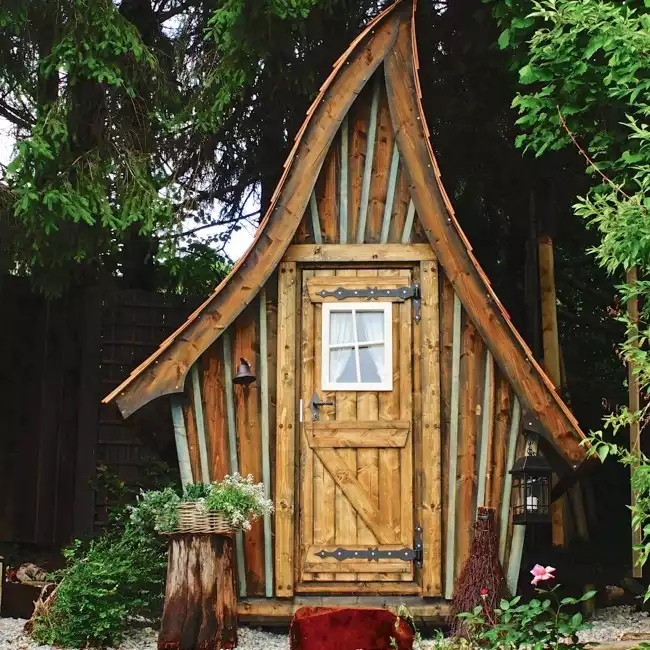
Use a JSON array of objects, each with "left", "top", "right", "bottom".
[
  {"left": 232, "top": 358, "right": 256, "bottom": 385},
  {"left": 510, "top": 433, "right": 552, "bottom": 525}
]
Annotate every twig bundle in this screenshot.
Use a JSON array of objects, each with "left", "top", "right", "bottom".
[{"left": 450, "top": 507, "right": 509, "bottom": 636}]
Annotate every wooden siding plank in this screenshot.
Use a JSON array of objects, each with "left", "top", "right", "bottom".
[
  {"left": 388, "top": 166, "right": 410, "bottom": 243},
  {"left": 383, "top": 18, "right": 585, "bottom": 462},
  {"left": 234, "top": 307, "right": 264, "bottom": 597},
  {"left": 488, "top": 374, "right": 512, "bottom": 510},
  {"left": 339, "top": 116, "right": 349, "bottom": 244},
  {"left": 401, "top": 200, "right": 416, "bottom": 245},
  {"left": 190, "top": 364, "right": 210, "bottom": 483},
  {"left": 309, "top": 193, "right": 323, "bottom": 245},
  {"left": 283, "top": 243, "right": 435, "bottom": 263},
  {"left": 499, "top": 398, "right": 522, "bottom": 564},
  {"left": 366, "top": 83, "right": 395, "bottom": 243},
  {"left": 476, "top": 351, "right": 494, "bottom": 507},
  {"left": 444, "top": 294, "right": 462, "bottom": 600},
  {"left": 380, "top": 143, "right": 400, "bottom": 243},
  {"left": 420, "top": 260, "right": 441, "bottom": 596},
  {"left": 357, "top": 74, "right": 381, "bottom": 244},
  {"left": 317, "top": 144, "right": 339, "bottom": 244},
  {"left": 275, "top": 262, "right": 298, "bottom": 597},
  {"left": 457, "top": 316, "right": 482, "bottom": 574},
  {"left": 259, "top": 288, "right": 273, "bottom": 597},
  {"left": 348, "top": 88, "right": 369, "bottom": 243},
  {"left": 183, "top": 390, "right": 201, "bottom": 484},
  {"left": 202, "top": 342, "right": 229, "bottom": 482},
  {"left": 170, "top": 396, "right": 193, "bottom": 486},
  {"left": 507, "top": 525, "right": 525, "bottom": 595},
  {"left": 223, "top": 331, "right": 248, "bottom": 598}
]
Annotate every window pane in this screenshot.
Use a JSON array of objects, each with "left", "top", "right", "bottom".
[
  {"left": 330, "top": 348, "right": 357, "bottom": 383},
  {"left": 356, "top": 311, "right": 384, "bottom": 343},
  {"left": 359, "top": 345, "right": 384, "bottom": 383},
  {"left": 330, "top": 311, "right": 354, "bottom": 345}
]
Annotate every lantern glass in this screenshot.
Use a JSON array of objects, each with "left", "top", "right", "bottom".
[{"left": 510, "top": 449, "right": 552, "bottom": 525}]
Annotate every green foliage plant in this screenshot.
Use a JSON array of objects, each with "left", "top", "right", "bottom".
[
  {"left": 455, "top": 586, "right": 594, "bottom": 650},
  {"left": 30, "top": 522, "right": 168, "bottom": 647},
  {"left": 128, "top": 474, "right": 274, "bottom": 534},
  {"left": 489, "top": 0, "right": 650, "bottom": 595},
  {"left": 393, "top": 568, "right": 593, "bottom": 650}
]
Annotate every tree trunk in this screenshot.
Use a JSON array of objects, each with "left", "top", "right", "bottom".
[{"left": 158, "top": 534, "right": 237, "bottom": 650}]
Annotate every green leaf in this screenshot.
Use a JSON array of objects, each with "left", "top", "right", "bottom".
[
  {"left": 598, "top": 444, "right": 610, "bottom": 462},
  {"left": 498, "top": 28, "right": 511, "bottom": 49}
]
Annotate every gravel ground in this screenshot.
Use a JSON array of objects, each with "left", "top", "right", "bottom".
[
  {"left": 3, "top": 606, "right": 650, "bottom": 648},
  {"left": 577, "top": 605, "right": 650, "bottom": 644}
]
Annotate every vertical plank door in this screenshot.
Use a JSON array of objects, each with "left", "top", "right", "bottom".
[{"left": 297, "top": 268, "right": 418, "bottom": 591}]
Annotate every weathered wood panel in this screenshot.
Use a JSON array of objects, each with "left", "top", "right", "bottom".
[{"left": 233, "top": 303, "right": 265, "bottom": 597}]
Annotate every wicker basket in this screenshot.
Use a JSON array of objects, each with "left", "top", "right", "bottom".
[{"left": 163, "top": 502, "right": 235, "bottom": 535}]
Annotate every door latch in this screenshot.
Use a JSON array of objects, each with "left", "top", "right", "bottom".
[{"left": 308, "top": 392, "right": 334, "bottom": 421}]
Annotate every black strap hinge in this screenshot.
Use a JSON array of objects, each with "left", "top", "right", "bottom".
[
  {"left": 315, "top": 525, "right": 423, "bottom": 568},
  {"left": 318, "top": 283, "right": 421, "bottom": 323}
]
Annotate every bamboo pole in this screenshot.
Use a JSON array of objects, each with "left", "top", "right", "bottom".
[{"left": 628, "top": 266, "right": 642, "bottom": 578}]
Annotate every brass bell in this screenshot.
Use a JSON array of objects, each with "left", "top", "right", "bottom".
[{"left": 233, "top": 358, "right": 256, "bottom": 385}]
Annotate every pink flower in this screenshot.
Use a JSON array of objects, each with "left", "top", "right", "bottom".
[
  {"left": 480, "top": 588, "right": 488, "bottom": 597},
  {"left": 530, "top": 564, "right": 556, "bottom": 586}
]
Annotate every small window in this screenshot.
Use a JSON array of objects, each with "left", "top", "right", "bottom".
[{"left": 322, "top": 302, "right": 393, "bottom": 391}]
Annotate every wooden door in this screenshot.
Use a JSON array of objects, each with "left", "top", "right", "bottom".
[{"left": 298, "top": 268, "right": 416, "bottom": 590}]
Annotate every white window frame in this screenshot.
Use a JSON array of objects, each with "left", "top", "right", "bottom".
[{"left": 321, "top": 302, "right": 393, "bottom": 391}]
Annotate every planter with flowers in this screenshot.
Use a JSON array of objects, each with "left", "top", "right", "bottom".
[{"left": 130, "top": 475, "right": 273, "bottom": 650}]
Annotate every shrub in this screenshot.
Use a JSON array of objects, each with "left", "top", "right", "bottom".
[{"left": 30, "top": 524, "right": 167, "bottom": 647}]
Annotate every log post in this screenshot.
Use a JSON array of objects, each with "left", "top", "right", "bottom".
[{"left": 158, "top": 534, "right": 237, "bottom": 650}]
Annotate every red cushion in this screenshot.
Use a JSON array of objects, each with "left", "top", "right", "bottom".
[{"left": 290, "top": 607, "right": 414, "bottom": 650}]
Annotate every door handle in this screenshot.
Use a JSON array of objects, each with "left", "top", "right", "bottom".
[{"left": 308, "top": 392, "right": 334, "bottom": 421}]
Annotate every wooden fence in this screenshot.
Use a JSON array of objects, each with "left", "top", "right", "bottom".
[{"left": 0, "top": 277, "right": 197, "bottom": 545}]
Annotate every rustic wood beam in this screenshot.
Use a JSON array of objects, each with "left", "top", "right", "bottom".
[{"left": 283, "top": 243, "right": 435, "bottom": 263}]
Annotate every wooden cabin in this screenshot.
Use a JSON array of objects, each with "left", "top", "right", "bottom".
[{"left": 104, "top": 0, "right": 587, "bottom": 623}]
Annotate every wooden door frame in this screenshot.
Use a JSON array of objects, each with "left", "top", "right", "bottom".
[
  {"left": 274, "top": 258, "right": 442, "bottom": 598},
  {"left": 293, "top": 264, "right": 431, "bottom": 595}
]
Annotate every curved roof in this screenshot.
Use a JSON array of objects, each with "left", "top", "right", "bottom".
[{"left": 104, "top": 0, "right": 587, "bottom": 464}]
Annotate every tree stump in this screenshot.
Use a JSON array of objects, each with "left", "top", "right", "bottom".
[{"left": 158, "top": 534, "right": 237, "bottom": 650}]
